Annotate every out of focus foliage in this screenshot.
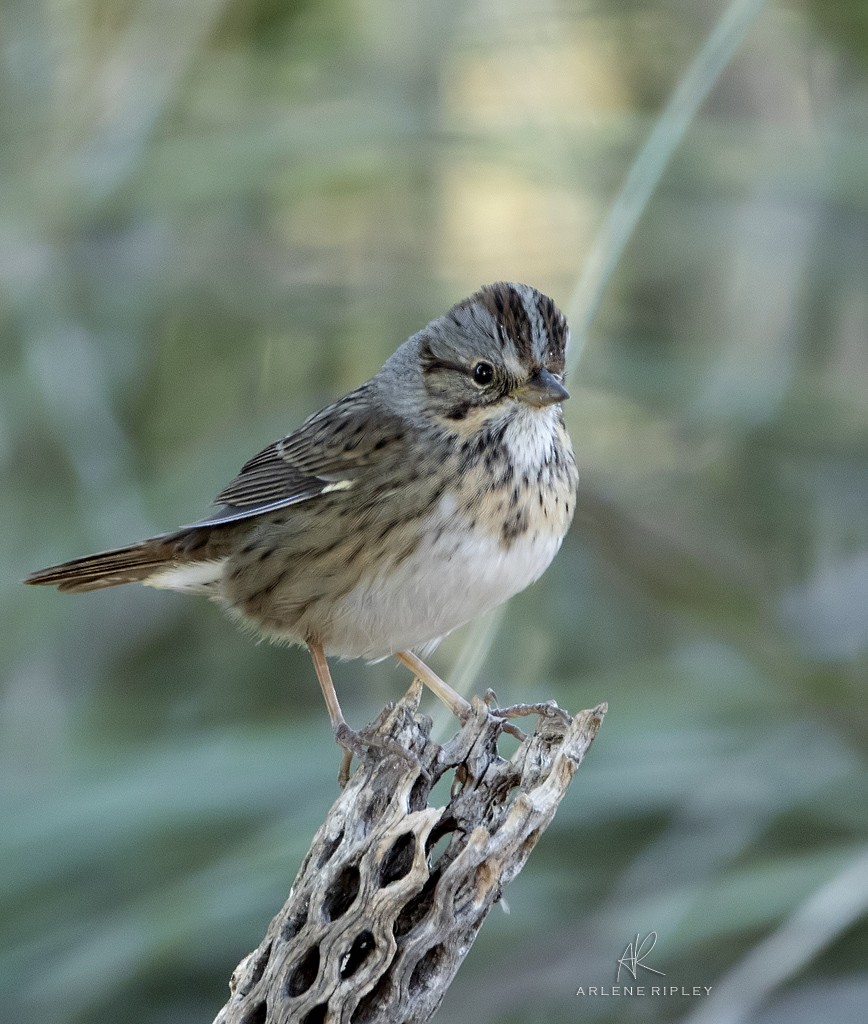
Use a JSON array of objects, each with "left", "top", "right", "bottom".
[{"left": 2, "top": 1, "right": 866, "bottom": 1022}]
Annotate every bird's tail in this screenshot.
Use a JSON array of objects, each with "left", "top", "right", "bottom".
[{"left": 24, "top": 530, "right": 207, "bottom": 593}]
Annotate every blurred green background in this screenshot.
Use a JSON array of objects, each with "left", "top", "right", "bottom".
[{"left": 2, "top": 0, "right": 867, "bottom": 1021}]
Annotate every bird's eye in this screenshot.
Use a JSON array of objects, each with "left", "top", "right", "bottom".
[{"left": 471, "top": 361, "right": 494, "bottom": 386}]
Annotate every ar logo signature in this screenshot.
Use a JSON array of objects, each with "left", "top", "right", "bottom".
[{"left": 616, "top": 932, "right": 666, "bottom": 982}]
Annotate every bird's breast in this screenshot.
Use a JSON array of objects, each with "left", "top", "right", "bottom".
[
  {"left": 316, "top": 409, "right": 578, "bottom": 659},
  {"left": 321, "top": 495, "right": 570, "bottom": 660}
]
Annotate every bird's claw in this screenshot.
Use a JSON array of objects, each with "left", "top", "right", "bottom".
[
  {"left": 333, "top": 721, "right": 426, "bottom": 788},
  {"left": 487, "top": 699, "right": 567, "bottom": 742}
]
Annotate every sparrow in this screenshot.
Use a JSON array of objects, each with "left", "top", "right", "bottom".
[{"left": 26, "top": 282, "right": 578, "bottom": 779}]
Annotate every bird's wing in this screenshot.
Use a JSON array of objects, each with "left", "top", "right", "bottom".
[{"left": 189, "top": 387, "right": 408, "bottom": 527}]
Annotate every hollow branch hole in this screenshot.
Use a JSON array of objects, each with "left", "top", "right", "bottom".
[{"left": 379, "top": 832, "right": 416, "bottom": 886}]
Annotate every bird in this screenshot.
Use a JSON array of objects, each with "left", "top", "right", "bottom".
[{"left": 26, "top": 282, "right": 578, "bottom": 779}]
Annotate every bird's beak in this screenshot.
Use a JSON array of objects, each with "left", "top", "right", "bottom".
[{"left": 512, "top": 368, "right": 570, "bottom": 408}]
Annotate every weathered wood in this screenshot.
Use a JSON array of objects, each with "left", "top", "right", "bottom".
[{"left": 214, "top": 682, "right": 606, "bottom": 1024}]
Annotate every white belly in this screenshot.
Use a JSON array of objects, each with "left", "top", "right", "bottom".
[{"left": 322, "top": 517, "right": 564, "bottom": 660}]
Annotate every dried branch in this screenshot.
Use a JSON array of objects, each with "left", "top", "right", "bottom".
[{"left": 214, "top": 682, "right": 606, "bottom": 1024}]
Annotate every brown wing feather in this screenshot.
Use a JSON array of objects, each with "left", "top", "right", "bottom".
[{"left": 195, "top": 385, "right": 408, "bottom": 526}]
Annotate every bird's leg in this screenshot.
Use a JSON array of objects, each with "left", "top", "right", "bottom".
[
  {"left": 307, "top": 639, "right": 361, "bottom": 786},
  {"left": 308, "top": 640, "right": 424, "bottom": 786},
  {"left": 394, "top": 653, "right": 528, "bottom": 742},
  {"left": 394, "top": 650, "right": 472, "bottom": 720}
]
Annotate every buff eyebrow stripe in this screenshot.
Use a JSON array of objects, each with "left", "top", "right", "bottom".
[{"left": 421, "top": 358, "right": 468, "bottom": 375}]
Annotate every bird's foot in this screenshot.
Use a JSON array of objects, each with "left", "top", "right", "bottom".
[
  {"left": 333, "top": 721, "right": 425, "bottom": 788},
  {"left": 482, "top": 690, "right": 568, "bottom": 741},
  {"left": 333, "top": 725, "right": 360, "bottom": 788}
]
